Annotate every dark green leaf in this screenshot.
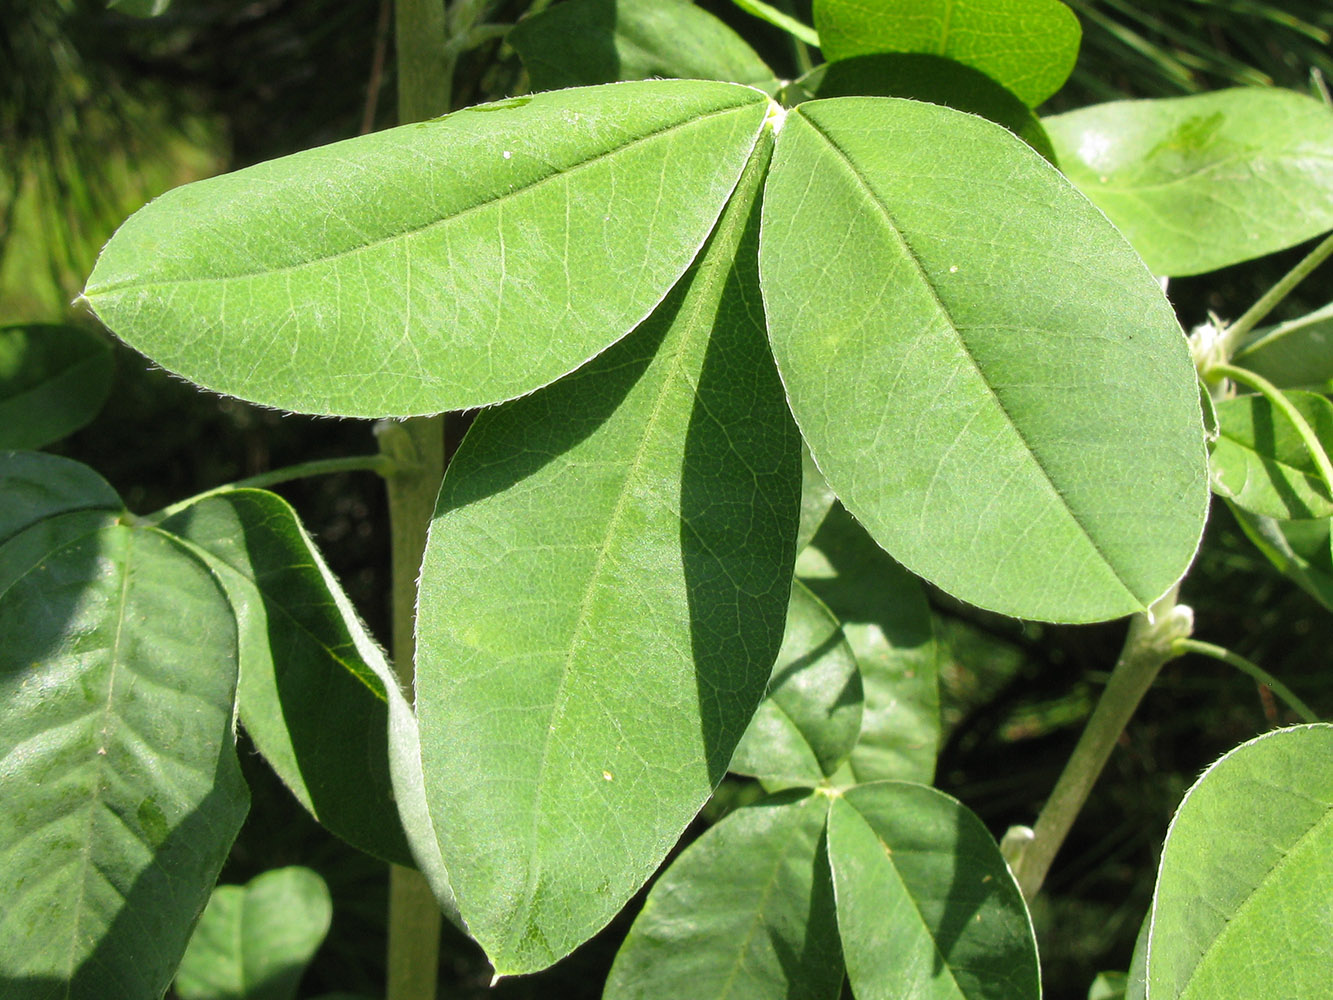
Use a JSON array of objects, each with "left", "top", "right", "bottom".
[
  {"left": 793, "top": 53, "right": 1056, "bottom": 162},
  {"left": 1147, "top": 724, "right": 1333, "bottom": 999},
  {"left": 761, "top": 97, "right": 1207, "bottom": 623},
  {"left": 1210, "top": 390, "right": 1333, "bottom": 519},
  {"left": 175, "top": 867, "right": 333, "bottom": 1000},
  {"left": 813, "top": 0, "right": 1081, "bottom": 107},
  {"left": 1046, "top": 88, "right": 1333, "bottom": 276},
  {"left": 0, "top": 324, "right": 114, "bottom": 450},
  {"left": 83, "top": 81, "right": 771, "bottom": 417},
  {"left": 0, "top": 450, "right": 122, "bottom": 546},
  {"left": 797, "top": 505, "right": 938, "bottom": 784},
  {"left": 416, "top": 134, "right": 801, "bottom": 973},
  {"left": 1229, "top": 504, "right": 1333, "bottom": 612},
  {"left": 511, "top": 0, "right": 775, "bottom": 91},
  {"left": 605, "top": 790, "right": 842, "bottom": 1000},
  {"left": 731, "top": 581, "right": 863, "bottom": 784},
  {"left": 1234, "top": 301, "right": 1333, "bottom": 390},
  {"left": 827, "top": 782, "right": 1039, "bottom": 1000},
  {"left": 162, "top": 489, "right": 413, "bottom": 867},
  {"left": 0, "top": 522, "right": 247, "bottom": 998}
]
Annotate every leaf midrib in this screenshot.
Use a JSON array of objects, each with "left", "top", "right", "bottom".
[
  {"left": 85, "top": 101, "right": 764, "bottom": 298},
  {"left": 796, "top": 109, "right": 1140, "bottom": 607}
]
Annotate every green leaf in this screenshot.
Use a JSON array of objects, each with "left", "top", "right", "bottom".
[
  {"left": 0, "top": 520, "right": 248, "bottom": 998},
  {"left": 1147, "top": 724, "right": 1333, "bottom": 1000},
  {"left": 1229, "top": 504, "right": 1333, "bottom": 612},
  {"left": 605, "top": 790, "right": 843, "bottom": 1000},
  {"left": 792, "top": 53, "right": 1055, "bottom": 162},
  {"left": 796, "top": 442, "right": 837, "bottom": 553},
  {"left": 511, "top": 0, "right": 775, "bottom": 92},
  {"left": 0, "top": 450, "right": 122, "bottom": 545},
  {"left": 161, "top": 489, "right": 412, "bottom": 867},
  {"left": 1090, "top": 972, "right": 1128, "bottom": 1000},
  {"left": 731, "top": 581, "right": 863, "bottom": 784},
  {"left": 1234, "top": 301, "right": 1333, "bottom": 390},
  {"left": 812, "top": 0, "right": 1081, "bottom": 107},
  {"left": 827, "top": 782, "right": 1040, "bottom": 1000},
  {"left": 0, "top": 324, "right": 114, "bottom": 450},
  {"left": 415, "top": 133, "right": 801, "bottom": 973},
  {"left": 83, "top": 81, "right": 771, "bottom": 418},
  {"left": 1045, "top": 88, "right": 1333, "bottom": 276},
  {"left": 175, "top": 867, "right": 333, "bottom": 1000},
  {"left": 1210, "top": 390, "right": 1333, "bottom": 519},
  {"left": 762, "top": 97, "right": 1207, "bottom": 623},
  {"left": 797, "top": 505, "right": 939, "bottom": 784}
]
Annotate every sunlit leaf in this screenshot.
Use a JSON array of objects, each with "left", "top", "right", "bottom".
[
  {"left": 1147, "top": 724, "right": 1333, "bottom": 1000},
  {"left": 731, "top": 581, "right": 863, "bottom": 784},
  {"left": 827, "top": 782, "right": 1039, "bottom": 1000},
  {"left": 1234, "top": 301, "right": 1333, "bottom": 390},
  {"left": 605, "top": 790, "right": 842, "bottom": 1000},
  {"left": 797, "top": 505, "right": 938, "bottom": 784},
  {"left": 175, "top": 867, "right": 332, "bottom": 1000},
  {"left": 762, "top": 97, "right": 1206, "bottom": 622},
  {"left": 1210, "top": 390, "right": 1333, "bottom": 519},
  {"left": 162, "top": 489, "right": 413, "bottom": 867},
  {"left": 512, "top": 0, "right": 775, "bottom": 91},
  {"left": 83, "top": 81, "right": 770, "bottom": 417},
  {"left": 1046, "top": 88, "right": 1333, "bottom": 276},
  {"left": 0, "top": 505, "right": 247, "bottom": 998},
  {"left": 416, "top": 135, "right": 801, "bottom": 973},
  {"left": 813, "top": 0, "right": 1081, "bottom": 106}
]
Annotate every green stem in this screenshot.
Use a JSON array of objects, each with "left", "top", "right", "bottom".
[
  {"left": 1219, "top": 231, "right": 1333, "bottom": 357},
  {"left": 1172, "top": 638, "right": 1320, "bottom": 724},
  {"left": 1013, "top": 588, "right": 1191, "bottom": 902},
  {"left": 149, "top": 455, "right": 395, "bottom": 521},
  {"left": 1210, "top": 363, "right": 1333, "bottom": 497},
  {"left": 384, "top": 1, "right": 456, "bottom": 997}
]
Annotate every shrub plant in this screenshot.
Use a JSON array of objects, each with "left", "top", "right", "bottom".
[{"left": 3, "top": 1, "right": 1332, "bottom": 998}]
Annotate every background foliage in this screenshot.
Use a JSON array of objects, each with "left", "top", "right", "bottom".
[{"left": 4, "top": 1, "right": 1333, "bottom": 996}]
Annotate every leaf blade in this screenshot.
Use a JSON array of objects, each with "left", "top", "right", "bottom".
[
  {"left": 84, "top": 81, "right": 769, "bottom": 417},
  {"left": 761, "top": 97, "right": 1207, "bottom": 623}
]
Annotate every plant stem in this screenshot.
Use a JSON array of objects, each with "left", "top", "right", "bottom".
[
  {"left": 383, "top": 0, "right": 455, "bottom": 996},
  {"left": 1013, "top": 588, "right": 1191, "bottom": 902},
  {"left": 149, "top": 454, "right": 395, "bottom": 521},
  {"left": 1210, "top": 363, "right": 1333, "bottom": 497},
  {"left": 1172, "top": 638, "right": 1320, "bottom": 723},
  {"left": 1219, "top": 231, "right": 1333, "bottom": 356},
  {"left": 379, "top": 416, "right": 446, "bottom": 1000}
]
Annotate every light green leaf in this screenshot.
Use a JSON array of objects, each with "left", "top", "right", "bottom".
[
  {"left": 175, "top": 867, "right": 332, "bottom": 1000},
  {"left": 797, "top": 441, "right": 837, "bottom": 553},
  {"left": 605, "top": 790, "right": 842, "bottom": 1000},
  {"left": 1046, "top": 88, "right": 1333, "bottom": 276},
  {"left": 797, "top": 504, "right": 938, "bottom": 784},
  {"left": 0, "top": 450, "right": 122, "bottom": 545},
  {"left": 731, "top": 581, "right": 863, "bottom": 784},
  {"left": 827, "top": 782, "right": 1040, "bottom": 1000},
  {"left": 1210, "top": 391, "right": 1333, "bottom": 519},
  {"left": 813, "top": 0, "right": 1081, "bottom": 107},
  {"left": 0, "top": 324, "right": 114, "bottom": 450},
  {"left": 761, "top": 97, "right": 1207, "bottom": 623},
  {"left": 0, "top": 520, "right": 248, "bottom": 998},
  {"left": 416, "top": 134, "right": 801, "bottom": 974},
  {"left": 1090, "top": 972, "right": 1128, "bottom": 1000},
  {"left": 1147, "top": 724, "right": 1333, "bottom": 1000},
  {"left": 512, "top": 0, "right": 775, "bottom": 92},
  {"left": 161, "top": 489, "right": 412, "bottom": 867},
  {"left": 83, "top": 81, "right": 770, "bottom": 418},
  {"left": 1234, "top": 301, "right": 1333, "bottom": 390}
]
